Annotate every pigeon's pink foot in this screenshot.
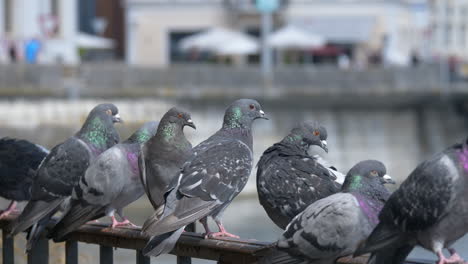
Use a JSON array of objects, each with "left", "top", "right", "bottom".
[
  {"left": 437, "top": 249, "right": 466, "bottom": 264},
  {"left": 110, "top": 216, "right": 137, "bottom": 228},
  {"left": 0, "top": 201, "right": 18, "bottom": 219},
  {"left": 205, "top": 231, "right": 240, "bottom": 239}
]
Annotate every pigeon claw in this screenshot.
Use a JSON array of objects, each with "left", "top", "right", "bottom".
[
  {"left": 437, "top": 249, "right": 466, "bottom": 264},
  {"left": 205, "top": 231, "right": 240, "bottom": 239},
  {"left": 111, "top": 217, "right": 138, "bottom": 228}
]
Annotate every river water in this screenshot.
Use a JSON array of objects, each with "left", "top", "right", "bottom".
[{"left": 1, "top": 98, "right": 467, "bottom": 263}]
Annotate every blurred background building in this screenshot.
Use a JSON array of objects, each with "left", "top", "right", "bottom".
[{"left": 1, "top": 1, "right": 468, "bottom": 262}]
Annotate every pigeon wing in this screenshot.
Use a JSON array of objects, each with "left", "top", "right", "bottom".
[
  {"left": 145, "top": 139, "right": 252, "bottom": 235},
  {"left": 278, "top": 193, "right": 366, "bottom": 260}
]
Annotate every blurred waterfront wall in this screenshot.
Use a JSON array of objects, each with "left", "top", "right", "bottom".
[{"left": 0, "top": 63, "right": 455, "bottom": 99}]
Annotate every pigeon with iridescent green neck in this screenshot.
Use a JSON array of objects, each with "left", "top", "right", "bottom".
[
  {"left": 263, "top": 160, "right": 394, "bottom": 264},
  {"left": 257, "top": 121, "right": 342, "bottom": 230},
  {"left": 49, "top": 121, "right": 159, "bottom": 241},
  {"left": 142, "top": 99, "right": 267, "bottom": 257},
  {"left": 139, "top": 107, "right": 195, "bottom": 229},
  {"left": 9, "top": 103, "right": 122, "bottom": 251}
]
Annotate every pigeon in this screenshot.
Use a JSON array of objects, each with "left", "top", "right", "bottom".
[
  {"left": 141, "top": 98, "right": 267, "bottom": 257},
  {"left": 264, "top": 160, "right": 394, "bottom": 264},
  {"left": 9, "top": 103, "right": 121, "bottom": 251},
  {"left": 256, "top": 121, "right": 342, "bottom": 229},
  {"left": 355, "top": 139, "right": 468, "bottom": 264},
  {"left": 140, "top": 107, "right": 195, "bottom": 226},
  {"left": 0, "top": 138, "right": 49, "bottom": 218},
  {"left": 48, "top": 121, "right": 159, "bottom": 241}
]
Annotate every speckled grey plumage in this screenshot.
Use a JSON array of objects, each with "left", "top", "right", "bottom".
[
  {"left": 355, "top": 139, "right": 468, "bottom": 264},
  {"left": 266, "top": 160, "right": 392, "bottom": 264},
  {"left": 256, "top": 121, "right": 342, "bottom": 229},
  {"left": 8, "top": 103, "right": 121, "bottom": 251},
  {"left": 142, "top": 99, "right": 267, "bottom": 257},
  {"left": 49, "top": 121, "right": 159, "bottom": 241}
]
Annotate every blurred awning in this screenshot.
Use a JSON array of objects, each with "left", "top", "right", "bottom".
[
  {"left": 291, "top": 16, "right": 377, "bottom": 44},
  {"left": 77, "top": 33, "right": 115, "bottom": 49},
  {"left": 267, "top": 25, "right": 325, "bottom": 49},
  {"left": 179, "top": 27, "right": 259, "bottom": 55}
]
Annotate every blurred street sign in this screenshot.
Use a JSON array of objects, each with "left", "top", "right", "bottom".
[{"left": 256, "top": 0, "right": 279, "bottom": 13}]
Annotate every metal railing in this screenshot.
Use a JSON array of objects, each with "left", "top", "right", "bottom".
[{"left": 0, "top": 214, "right": 434, "bottom": 264}]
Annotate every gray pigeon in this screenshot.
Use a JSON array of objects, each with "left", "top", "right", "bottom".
[
  {"left": 141, "top": 99, "right": 267, "bottom": 257},
  {"left": 9, "top": 103, "right": 121, "bottom": 251},
  {"left": 0, "top": 138, "right": 49, "bottom": 218},
  {"left": 140, "top": 107, "right": 195, "bottom": 219},
  {"left": 266, "top": 160, "right": 394, "bottom": 264},
  {"left": 257, "top": 121, "right": 343, "bottom": 229},
  {"left": 48, "top": 121, "right": 159, "bottom": 241},
  {"left": 355, "top": 139, "right": 468, "bottom": 264}
]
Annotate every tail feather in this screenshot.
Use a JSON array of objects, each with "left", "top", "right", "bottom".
[
  {"left": 49, "top": 201, "right": 106, "bottom": 242},
  {"left": 9, "top": 199, "right": 63, "bottom": 236},
  {"left": 142, "top": 205, "right": 164, "bottom": 235},
  {"left": 142, "top": 227, "right": 184, "bottom": 257},
  {"left": 354, "top": 222, "right": 402, "bottom": 257},
  {"left": 367, "top": 244, "right": 414, "bottom": 264}
]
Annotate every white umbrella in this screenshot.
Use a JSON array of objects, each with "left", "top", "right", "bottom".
[
  {"left": 267, "top": 25, "right": 325, "bottom": 49},
  {"left": 179, "top": 27, "right": 259, "bottom": 55},
  {"left": 77, "top": 32, "right": 114, "bottom": 49},
  {"left": 215, "top": 33, "right": 259, "bottom": 55},
  {"left": 179, "top": 28, "right": 234, "bottom": 51}
]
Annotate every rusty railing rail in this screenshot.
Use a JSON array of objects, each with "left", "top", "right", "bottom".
[{"left": 0, "top": 214, "right": 434, "bottom": 264}]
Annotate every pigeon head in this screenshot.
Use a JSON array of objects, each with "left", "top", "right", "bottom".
[
  {"left": 125, "top": 121, "right": 159, "bottom": 144},
  {"left": 155, "top": 107, "right": 195, "bottom": 143},
  {"left": 222, "top": 99, "right": 267, "bottom": 129},
  {"left": 287, "top": 121, "right": 328, "bottom": 152},
  {"left": 342, "top": 160, "right": 394, "bottom": 196},
  {"left": 162, "top": 107, "right": 196, "bottom": 130},
  {"left": 78, "top": 103, "right": 122, "bottom": 152}
]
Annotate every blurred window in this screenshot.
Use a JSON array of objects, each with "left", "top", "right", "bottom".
[
  {"left": 51, "top": 0, "right": 60, "bottom": 36},
  {"left": 4, "top": 0, "right": 12, "bottom": 32},
  {"left": 461, "top": 25, "right": 466, "bottom": 48},
  {"left": 445, "top": 23, "right": 452, "bottom": 46}
]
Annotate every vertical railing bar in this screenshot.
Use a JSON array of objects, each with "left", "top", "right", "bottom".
[
  {"left": 65, "top": 240, "right": 78, "bottom": 264},
  {"left": 2, "top": 230, "right": 14, "bottom": 264},
  {"left": 27, "top": 237, "right": 49, "bottom": 264},
  {"left": 177, "top": 223, "right": 196, "bottom": 264},
  {"left": 136, "top": 250, "right": 150, "bottom": 264},
  {"left": 100, "top": 245, "right": 113, "bottom": 264}
]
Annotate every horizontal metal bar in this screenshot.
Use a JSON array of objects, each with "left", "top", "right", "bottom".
[{"left": 0, "top": 213, "right": 433, "bottom": 264}]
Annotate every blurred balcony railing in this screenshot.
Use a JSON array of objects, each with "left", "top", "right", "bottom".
[
  {"left": 0, "top": 63, "right": 465, "bottom": 105},
  {"left": 0, "top": 213, "right": 434, "bottom": 264}
]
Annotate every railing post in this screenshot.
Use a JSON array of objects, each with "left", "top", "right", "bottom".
[
  {"left": 136, "top": 250, "right": 150, "bottom": 264},
  {"left": 100, "top": 245, "right": 113, "bottom": 264},
  {"left": 27, "top": 237, "right": 49, "bottom": 264},
  {"left": 176, "top": 223, "right": 196, "bottom": 264},
  {"left": 2, "top": 230, "right": 14, "bottom": 264},
  {"left": 65, "top": 240, "right": 78, "bottom": 264}
]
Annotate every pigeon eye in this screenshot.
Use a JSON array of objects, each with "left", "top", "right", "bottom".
[
  {"left": 249, "top": 104, "right": 255, "bottom": 110},
  {"left": 177, "top": 113, "right": 183, "bottom": 118},
  {"left": 370, "top": 170, "right": 378, "bottom": 177},
  {"left": 313, "top": 130, "right": 320, "bottom": 136}
]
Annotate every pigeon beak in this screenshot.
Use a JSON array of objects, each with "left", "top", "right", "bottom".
[
  {"left": 186, "top": 119, "right": 196, "bottom": 129},
  {"left": 258, "top": 110, "right": 269, "bottom": 120},
  {"left": 383, "top": 174, "right": 396, "bottom": 184},
  {"left": 112, "top": 114, "right": 123, "bottom": 123},
  {"left": 320, "top": 140, "right": 329, "bottom": 153}
]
